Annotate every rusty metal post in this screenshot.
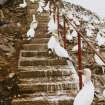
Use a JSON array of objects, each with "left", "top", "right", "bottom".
[
  {"left": 57, "top": 7, "right": 60, "bottom": 36},
  {"left": 49, "top": 1, "right": 51, "bottom": 15},
  {"left": 78, "top": 32, "right": 83, "bottom": 89},
  {"left": 63, "top": 16, "right": 66, "bottom": 48}
]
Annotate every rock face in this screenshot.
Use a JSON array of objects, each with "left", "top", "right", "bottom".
[{"left": 0, "top": 0, "right": 27, "bottom": 76}]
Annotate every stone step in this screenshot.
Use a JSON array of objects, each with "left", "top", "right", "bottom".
[
  {"left": 38, "top": 22, "right": 48, "bottom": 25},
  {"left": 14, "top": 91, "right": 76, "bottom": 98},
  {"left": 20, "top": 50, "right": 48, "bottom": 57},
  {"left": 19, "top": 77, "right": 72, "bottom": 84},
  {"left": 36, "top": 34, "right": 50, "bottom": 38},
  {"left": 38, "top": 19, "right": 49, "bottom": 22},
  {"left": 37, "top": 14, "right": 49, "bottom": 18},
  {"left": 36, "top": 29, "right": 48, "bottom": 34},
  {"left": 19, "top": 58, "right": 67, "bottom": 66},
  {"left": 36, "top": 25, "right": 48, "bottom": 30},
  {"left": 12, "top": 95, "right": 74, "bottom": 105},
  {"left": 18, "top": 68, "right": 71, "bottom": 79},
  {"left": 22, "top": 38, "right": 49, "bottom": 44},
  {"left": 20, "top": 58, "right": 60, "bottom": 66},
  {"left": 38, "top": 13, "right": 49, "bottom": 17},
  {"left": 36, "top": 32, "right": 48, "bottom": 36},
  {"left": 23, "top": 44, "right": 47, "bottom": 50},
  {"left": 24, "top": 33, "right": 49, "bottom": 40},
  {"left": 19, "top": 81, "right": 77, "bottom": 93},
  {"left": 36, "top": 28, "right": 48, "bottom": 32},
  {"left": 18, "top": 65, "right": 70, "bottom": 71},
  {"left": 37, "top": 17, "right": 49, "bottom": 20}
]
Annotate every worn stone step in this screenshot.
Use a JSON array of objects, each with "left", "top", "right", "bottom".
[
  {"left": 38, "top": 22, "right": 48, "bottom": 26},
  {"left": 36, "top": 29, "right": 48, "bottom": 33},
  {"left": 18, "top": 65, "right": 70, "bottom": 71},
  {"left": 37, "top": 16, "right": 49, "bottom": 20},
  {"left": 12, "top": 95, "right": 74, "bottom": 105},
  {"left": 35, "top": 34, "right": 50, "bottom": 38},
  {"left": 36, "top": 25, "right": 48, "bottom": 30},
  {"left": 38, "top": 13, "right": 49, "bottom": 17},
  {"left": 15, "top": 91, "right": 76, "bottom": 98},
  {"left": 18, "top": 68, "right": 71, "bottom": 79},
  {"left": 36, "top": 30, "right": 48, "bottom": 34},
  {"left": 19, "top": 76, "right": 72, "bottom": 84},
  {"left": 22, "top": 38, "right": 49, "bottom": 44},
  {"left": 19, "top": 58, "right": 67, "bottom": 66},
  {"left": 20, "top": 50, "right": 48, "bottom": 57},
  {"left": 19, "top": 81, "right": 77, "bottom": 93},
  {"left": 23, "top": 44, "right": 47, "bottom": 50},
  {"left": 36, "top": 29, "right": 48, "bottom": 34},
  {"left": 37, "top": 14, "right": 49, "bottom": 17},
  {"left": 38, "top": 19, "right": 49, "bottom": 22}
]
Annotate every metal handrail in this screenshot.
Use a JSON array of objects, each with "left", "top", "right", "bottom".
[
  {"left": 65, "top": 14, "right": 105, "bottom": 64},
  {"left": 57, "top": 0, "right": 105, "bottom": 64},
  {"left": 47, "top": 0, "right": 105, "bottom": 89}
]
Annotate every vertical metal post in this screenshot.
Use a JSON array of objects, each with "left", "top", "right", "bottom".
[
  {"left": 53, "top": 6, "right": 56, "bottom": 23},
  {"left": 49, "top": 1, "right": 51, "bottom": 15},
  {"left": 63, "top": 16, "right": 66, "bottom": 49},
  {"left": 57, "top": 7, "right": 60, "bottom": 36},
  {"left": 78, "top": 32, "right": 83, "bottom": 89}
]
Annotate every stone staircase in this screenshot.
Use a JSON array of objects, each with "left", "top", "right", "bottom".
[{"left": 12, "top": 9, "right": 78, "bottom": 105}]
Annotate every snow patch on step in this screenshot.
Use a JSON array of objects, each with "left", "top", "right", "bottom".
[{"left": 13, "top": 95, "right": 74, "bottom": 102}]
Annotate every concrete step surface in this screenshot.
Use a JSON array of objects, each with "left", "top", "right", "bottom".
[
  {"left": 12, "top": 94, "right": 74, "bottom": 105},
  {"left": 22, "top": 38, "right": 49, "bottom": 44},
  {"left": 19, "top": 58, "right": 67, "bottom": 66},
  {"left": 19, "top": 77, "right": 72, "bottom": 84},
  {"left": 18, "top": 65, "right": 70, "bottom": 71},
  {"left": 18, "top": 68, "right": 71, "bottom": 79},
  {"left": 20, "top": 50, "right": 49, "bottom": 57},
  {"left": 22, "top": 44, "right": 47, "bottom": 50},
  {"left": 19, "top": 80, "right": 77, "bottom": 93}
]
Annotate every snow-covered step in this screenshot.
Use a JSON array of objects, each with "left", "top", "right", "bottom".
[
  {"left": 18, "top": 65, "right": 70, "bottom": 71},
  {"left": 12, "top": 94, "right": 74, "bottom": 105},
  {"left": 19, "top": 81, "right": 77, "bottom": 93},
  {"left": 18, "top": 68, "right": 71, "bottom": 79},
  {"left": 38, "top": 13, "right": 49, "bottom": 17},
  {"left": 16, "top": 91, "right": 76, "bottom": 98},
  {"left": 19, "top": 77, "right": 72, "bottom": 84}
]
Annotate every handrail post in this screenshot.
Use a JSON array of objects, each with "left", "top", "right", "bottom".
[
  {"left": 53, "top": 6, "right": 56, "bottom": 23},
  {"left": 49, "top": 1, "right": 51, "bottom": 15},
  {"left": 78, "top": 32, "right": 83, "bottom": 89},
  {"left": 63, "top": 16, "right": 66, "bottom": 49},
  {"left": 57, "top": 7, "right": 60, "bottom": 36}
]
